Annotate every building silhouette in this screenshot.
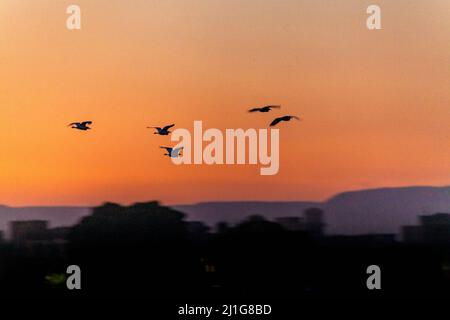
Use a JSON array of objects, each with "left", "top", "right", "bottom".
[
  {"left": 9, "top": 220, "right": 70, "bottom": 252},
  {"left": 10, "top": 220, "right": 49, "bottom": 243},
  {"left": 276, "top": 207, "right": 325, "bottom": 237},
  {"left": 275, "top": 217, "right": 305, "bottom": 231},
  {"left": 402, "top": 213, "right": 450, "bottom": 245}
]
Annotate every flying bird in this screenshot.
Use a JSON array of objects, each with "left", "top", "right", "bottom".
[
  {"left": 248, "top": 105, "right": 281, "bottom": 113},
  {"left": 269, "top": 115, "right": 300, "bottom": 127},
  {"left": 147, "top": 124, "right": 175, "bottom": 135},
  {"left": 160, "top": 146, "right": 183, "bottom": 158},
  {"left": 68, "top": 121, "right": 93, "bottom": 131}
]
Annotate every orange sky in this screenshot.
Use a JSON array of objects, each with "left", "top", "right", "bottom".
[{"left": 1, "top": 0, "right": 450, "bottom": 206}]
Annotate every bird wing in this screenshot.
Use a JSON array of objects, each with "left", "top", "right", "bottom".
[
  {"left": 162, "top": 124, "right": 175, "bottom": 131},
  {"left": 266, "top": 105, "right": 281, "bottom": 109},
  {"left": 160, "top": 146, "right": 172, "bottom": 152},
  {"left": 172, "top": 147, "right": 183, "bottom": 156},
  {"left": 68, "top": 122, "right": 80, "bottom": 127},
  {"left": 269, "top": 117, "right": 283, "bottom": 126},
  {"left": 248, "top": 108, "right": 261, "bottom": 113},
  {"left": 81, "top": 121, "right": 92, "bottom": 126},
  {"left": 148, "top": 127, "right": 162, "bottom": 130}
]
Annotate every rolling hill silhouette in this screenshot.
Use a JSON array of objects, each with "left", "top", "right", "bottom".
[
  {"left": 1, "top": 186, "right": 450, "bottom": 237},
  {"left": 324, "top": 186, "right": 450, "bottom": 234}
]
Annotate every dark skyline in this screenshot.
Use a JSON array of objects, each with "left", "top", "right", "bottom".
[{"left": 2, "top": 185, "right": 450, "bottom": 236}]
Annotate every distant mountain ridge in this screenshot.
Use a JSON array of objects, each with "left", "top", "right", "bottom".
[
  {"left": 1, "top": 185, "right": 450, "bottom": 237},
  {"left": 324, "top": 186, "right": 450, "bottom": 234}
]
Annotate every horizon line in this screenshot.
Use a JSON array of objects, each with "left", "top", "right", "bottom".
[{"left": 2, "top": 184, "right": 450, "bottom": 209}]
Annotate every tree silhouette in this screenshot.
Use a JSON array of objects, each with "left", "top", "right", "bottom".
[{"left": 67, "top": 201, "right": 203, "bottom": 298}]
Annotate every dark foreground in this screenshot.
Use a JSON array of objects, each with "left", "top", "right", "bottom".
[{"left": 1, "top": 201, "right": 449, "bottom": 301}]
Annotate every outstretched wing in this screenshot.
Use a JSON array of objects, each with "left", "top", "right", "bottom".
[
  {"left": 68, "top": 122, "right": 80, "bottom": 127},
  {"left": 148, "top": 127, "right": 162, "bottom": 131},
  {"left": 265, "top": 105, "right": 281, "bottom": 109},
  {"left": 160, "top": 146, "right": 172, "bottom": 152},
  {"left": 248, "top": 108, "right": 262, "bottom": 113},
  {"left": 81, "top": 121, "right": 92, "bottom": 126},
  {"left": 162, "top": 124, "right": 175, "bottom": 131},
  {"left": 269, "top": 117, "right": 283, "bottom": 127}
]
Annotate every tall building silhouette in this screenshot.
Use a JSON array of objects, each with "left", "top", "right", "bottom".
[{"left": 402, "top": 213, "right": 450, "bottom": 245}]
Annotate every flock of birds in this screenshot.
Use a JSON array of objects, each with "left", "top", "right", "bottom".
[{"left": 68, "top": 105, "right": 300, "bottom": 158}]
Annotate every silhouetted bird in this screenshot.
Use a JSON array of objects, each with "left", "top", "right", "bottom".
[
  {"left": 147, "top": 124, "right": 175, "bottom": 135},
  {"left": 68, "top": 121, "right": 93, "bottom": 131},
  {"left": 269, "top": 116, "right": 300, "bottom": 127},
  {"left": 160, "top": 146, "right": 183, "bottom": 158},
  {"left": 248, "top": 105, "right": 281, "bottom": 113}
]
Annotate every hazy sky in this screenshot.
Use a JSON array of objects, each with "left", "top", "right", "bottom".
[{"left": 1, "top": 0, "right": 450, "bottom": 206}]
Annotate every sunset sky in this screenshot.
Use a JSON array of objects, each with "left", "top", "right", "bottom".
[{"left": 1, "top": 0, "right": 450, "bottom": 206}]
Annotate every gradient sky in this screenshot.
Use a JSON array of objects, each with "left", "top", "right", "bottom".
[{"left": 1, "top": 0, "right": 450, "bottom": 206}]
